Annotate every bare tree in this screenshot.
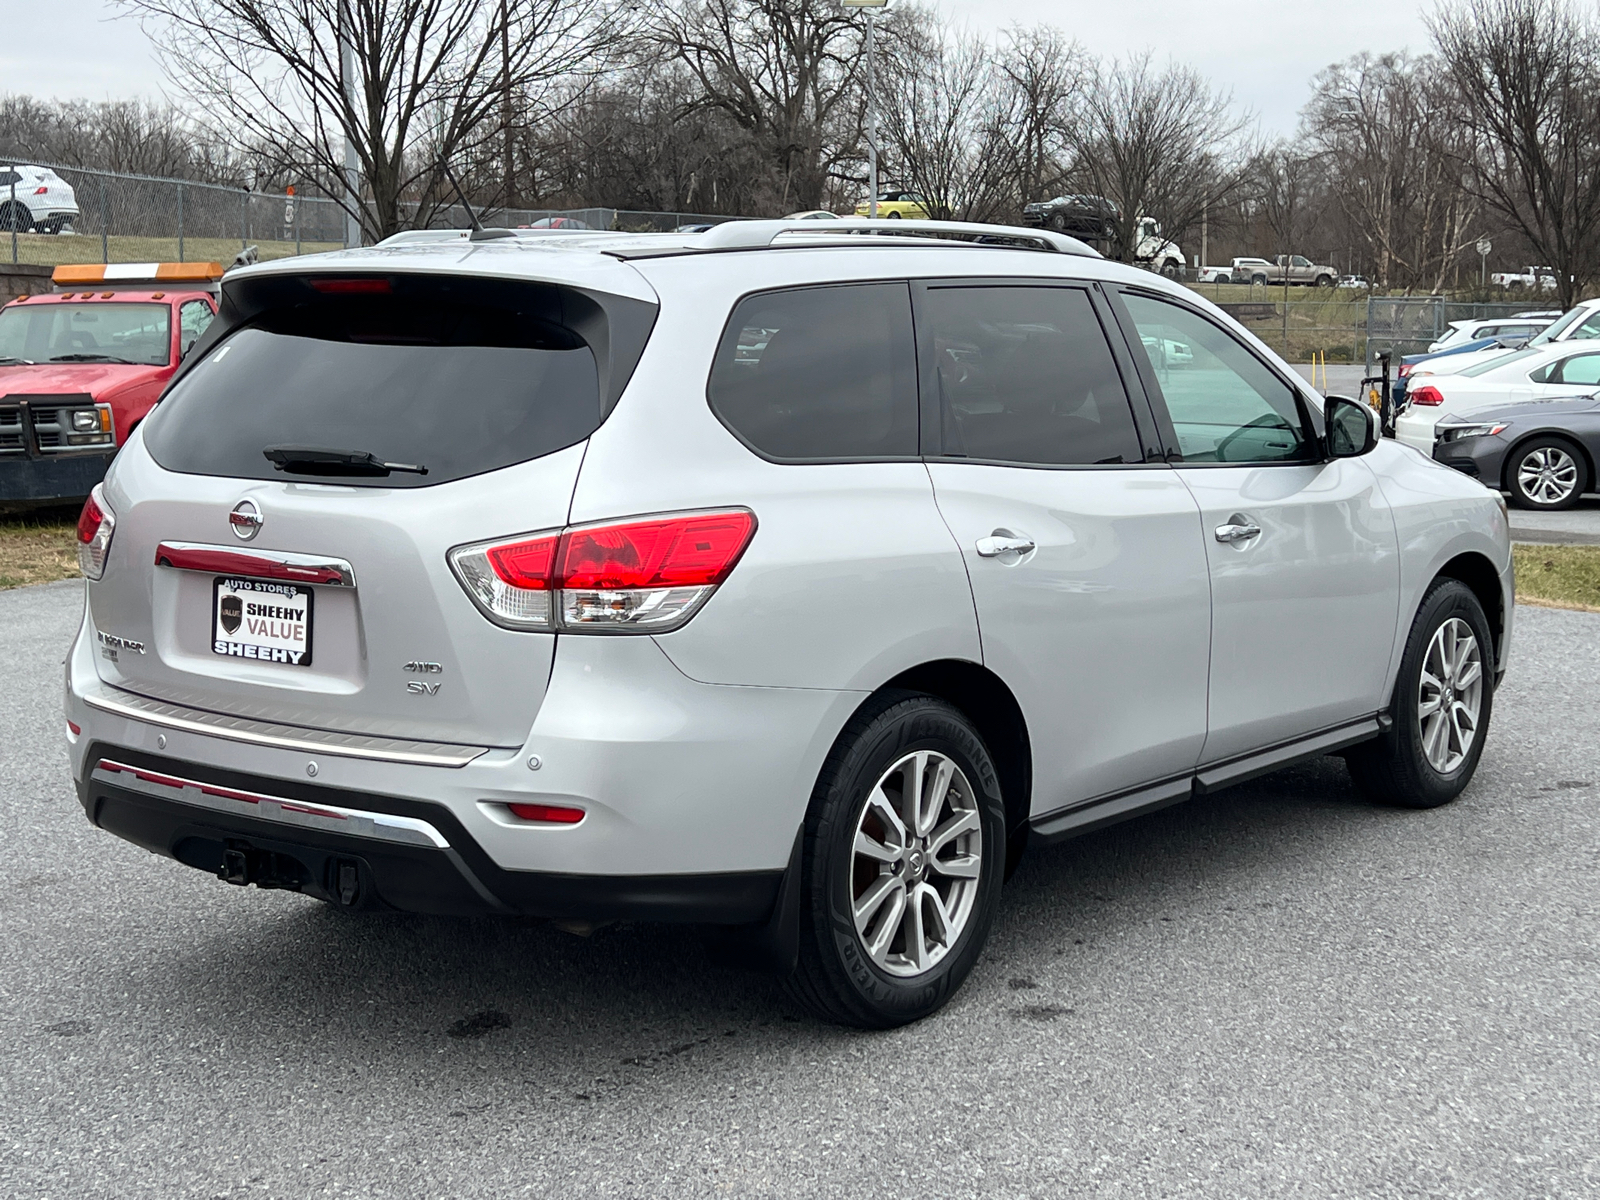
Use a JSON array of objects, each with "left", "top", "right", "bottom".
[
  {"left": 993, "top": 25, "right": 1086, "bottom": 208},
  {"left": 119, "top": 0, "right": 630, "bottom": 240},
  {"left": 875, "top": 18, "right": 1018, "bottom": 221},
  {"left": 648, "top": 0, "right": 866, "bottom": 212},
  {"left": 1430, "top": 0, "right": 1600, "bottom": 306},
  {"left": 1063, "top": 53, "right": 1253, "bottom": 267},
  {"left": 1302, "top": 52, "right": 1480, "bottom": 291}
]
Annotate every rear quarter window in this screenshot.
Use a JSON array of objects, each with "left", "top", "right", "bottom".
[{"left": 707, "top": 283, "right": 919, "bottom": 461}]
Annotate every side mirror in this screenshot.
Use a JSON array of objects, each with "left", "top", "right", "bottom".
[{"left": 1325, "top": 395, "right": 1379, "bottom": 457}]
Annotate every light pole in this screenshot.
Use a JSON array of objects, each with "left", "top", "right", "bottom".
[
  {"left": 843, "top": 0, "right": 888, "bottom": 219},
  {"left": 338, "top": 0, "right": 361, "bottom": 247}
]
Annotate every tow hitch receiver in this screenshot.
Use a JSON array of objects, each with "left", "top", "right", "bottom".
[{"left": 216, "top": 840, "right": 308, "bottom": 891}]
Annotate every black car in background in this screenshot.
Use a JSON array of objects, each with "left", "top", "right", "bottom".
[
  {"left": 1433, "top": 395, "right": 1600, "bottom": 510},
  {"left": 1021, "top": 194, "right": 1119, "bottom": 239}
]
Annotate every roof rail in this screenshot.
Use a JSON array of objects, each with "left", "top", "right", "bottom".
[{"left": 694, "top": 217, "right": 1100, "bottom": 257}]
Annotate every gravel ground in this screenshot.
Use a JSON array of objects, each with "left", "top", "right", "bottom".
[{"left": 2, "top": 580, "right": 1597, "bottom": 1199}]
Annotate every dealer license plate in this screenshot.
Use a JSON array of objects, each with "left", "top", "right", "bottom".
[{"left": 212, "top": 576, "right": 314, "bottom": 667}]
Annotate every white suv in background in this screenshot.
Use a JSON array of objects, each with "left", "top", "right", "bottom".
[
  {"left": 0, "top": 164, "right": 80, "bottom": 233},
  {"left": 64, "top": 219, "right": 1513, "bottom": 1027}
]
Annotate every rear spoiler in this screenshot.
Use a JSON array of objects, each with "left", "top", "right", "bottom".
[{"left": 52, "top": 262, "right": 225, "bottom": 297}]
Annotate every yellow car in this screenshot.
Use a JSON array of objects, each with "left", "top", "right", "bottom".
[{"left": 854, "top": 190, "right": 931, "bottom": 220}]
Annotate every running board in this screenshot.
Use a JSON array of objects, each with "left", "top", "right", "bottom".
[{"left": 1029, "top": 715, "right": 1385, "bottom": 845}]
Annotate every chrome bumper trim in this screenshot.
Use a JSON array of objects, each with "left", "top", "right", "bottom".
[
  {"left": 91, "top": 758, "right": 450, "bottom": 848},
  {"left": 79, "top": 680, "right": 489, "bottom": 768},
  {"left": 154, "top": 541, "right": 357, "bottom": 588}
]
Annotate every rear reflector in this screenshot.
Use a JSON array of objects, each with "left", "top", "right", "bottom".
[
  {"left": 506, "top": 802, "right": 585, "bottom": 825},
  {"left": 448, "top": 509, "right": 757, "bottom": 633},
  {"left": 67, "top": 721, "right": 81, "bottom": 736},
  {"left": 1410, "top": 386, "right": 1446, "bottom": 406}
]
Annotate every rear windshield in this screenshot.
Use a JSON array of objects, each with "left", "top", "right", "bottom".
[
  {"left": 0, "top": 302, "right": 170, "bottom": 366},
  {"left": 143, "top": 292, "right": 602, "bottom": 488}
]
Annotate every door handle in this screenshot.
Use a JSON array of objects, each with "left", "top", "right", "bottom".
[
  {"left": 1214, "top": 521, "right": 1262, "bottom": 544},
  {"left": 975, "top": 534, "right": 1036, "bottom": 557}
]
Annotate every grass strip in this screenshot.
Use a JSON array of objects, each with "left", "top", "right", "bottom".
[
  {"left": 0, "top": 507, "right": 81, "bottom": 589},
  {"left": 1512, "top": 543, "right": 1600, "bottom": 613}
]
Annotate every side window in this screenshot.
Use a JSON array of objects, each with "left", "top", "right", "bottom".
[
  {"left": 707, "top": 283, "right": 918, "bottom": 461},
  {"left": 1121, "top": 292, "right": 1312, "bottom": 464},
  {"left": 179, "top": 300, "right": 215, "bottom": 356},
  {"left": 919, "top": 285, "right": 1143, "bottom": 466},
  {"left": 1573, "top": 313, "right": 1600, "bottom": 340},
  {"left": 1555, "top": 353, "right": 1600, "bottom": 386},
  {"left": 0, "top": 171, "right": 19, "bottom": 187}
]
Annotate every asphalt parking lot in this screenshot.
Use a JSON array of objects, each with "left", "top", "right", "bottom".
[{"left": 3, "top": 579, "right": 1598, "bottom": 1199}]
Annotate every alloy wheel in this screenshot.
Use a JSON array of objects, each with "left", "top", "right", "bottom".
[
  {"left": 1417, "top": 617, "right": 1484, "bottom": 774},
  {"left": 850, "top": 750, "right": 983, "bottom": 978},
  {"left": 1517, "top": 446, "right": 1579, "bottom": 506}
]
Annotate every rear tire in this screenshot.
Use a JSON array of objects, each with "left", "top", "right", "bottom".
[
  {"left": 886, "top": 211, "right": 902, "bottom": 220},
  {"left": 1345, "top": 579, "right": 1493, "bottom": 809},
  {"left": 783, "top": 692, "right": 1006, "bottom": 1028},
  {"left": 1316, "top": 274, "right": 1335, "bottom": 287},
  {"left": 0, "top": 201, "right": 33, "bottom": 233},
  {"left": 1505, "top": 436, "right": 1589, "bottom": 510}
]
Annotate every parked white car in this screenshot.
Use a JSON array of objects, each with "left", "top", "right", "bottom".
[
  {"left": 1427, "top": 314, "right": 1555, "bottom": 354},
  {"left": 0, "top": 164, "right": 80, "bottom": 233},
  {"left": 1405, "top": 297, "right": 1600, "bottom": 386},
  {"left": 1396, "top": 340, "right": 1600, "bottom": 452},
  {"left": 64, "top": 217, "right": 1513, "bottom": 1028}
]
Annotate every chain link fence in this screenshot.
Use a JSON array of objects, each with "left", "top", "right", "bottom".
[
  {"left": 1362, "top": 296, "right": 1559, "bottom": 370},
  {"left": 4, "top": 159, "right": 349, "bottom": 267},
  {"left": 3, "top": 156, "right": 750, "bottom": 270}
]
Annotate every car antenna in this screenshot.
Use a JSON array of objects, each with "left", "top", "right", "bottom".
[{"left": 441, "top": 161, "right": 513, "bottom": 242}]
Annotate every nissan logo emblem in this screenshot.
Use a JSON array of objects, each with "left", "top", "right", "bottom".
[{"left": 229, "top": 499, "right": 263, "bottom": 540}]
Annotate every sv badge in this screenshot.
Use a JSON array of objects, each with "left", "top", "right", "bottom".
[{"left": 406, "top": 681, "right": 441, "bottom": 696}]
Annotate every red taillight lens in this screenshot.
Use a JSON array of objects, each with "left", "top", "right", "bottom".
[
  {"left": 76, "top": 492, "right": 104, "bottom": 545},
  {"left": 557, "top": 511, "right": 756, "bottom": 590},
  {"left": 486, "top": 535, "right": 558, "bottom": 590},
  {"left": 1398, "top": 364, "right": 1413, "bottom": 378},
  {"left": 506, "top": 802, "right": 585, "bottom": 825},
  {"left": 1410, "top": 386, "right": 1446, "bottom": 406},
  {"left": 67, "top": 720, "right": 81, "bottom": 736},
  {"left": 309, "top": 277, "right": 392, "bottom": 294},
  {"left": 76, "top": 485, "right": 115, "bottom": 580},
  {"left": 448, "top": 509, "right": 756, "bottom": 633}
]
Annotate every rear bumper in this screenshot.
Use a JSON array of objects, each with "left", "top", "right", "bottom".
[
  {"left": 77, "top": 745, "right": 783, "bottom": 923},
  {"left": 65, "top": 603, "right": 860, "bottom": 906},
  {"left": 0, "top": 452, "right": 112, "bottom": 501}
]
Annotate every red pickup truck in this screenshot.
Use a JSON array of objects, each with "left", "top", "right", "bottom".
[{"left": 0, "top": 262, "right": 220, "bottom": 503}]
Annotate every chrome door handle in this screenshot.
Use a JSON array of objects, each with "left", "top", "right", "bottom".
[
  {"left": 975, "top": 535, "right": 1036, "bottom": 557},
  {"left": 1214, "top": 522, "right": 1262, "bottom": 544}
]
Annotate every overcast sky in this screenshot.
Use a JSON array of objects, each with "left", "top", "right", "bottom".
[{"left": 5, "top": 0, "right": 1435, "bottom": 136}]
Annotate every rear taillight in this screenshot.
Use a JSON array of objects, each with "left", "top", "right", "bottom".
[
  {"left": 1397, "top": 364, "right": 1413, "bottom": 378},
  {"left": 448, "top": 509, "right": 756, "bottom": 634},
  {"left": 449, "top": 533, "right": 559, "bottom": 629},
  {"left": 76, "top": 484, "right": 115, "bottom": 580},
  {"left": 33, "top": 186, "right": 49, "bottom": 195},
  {"left": 1410, "top": 386, "right": 1446, "bottom": 407}
]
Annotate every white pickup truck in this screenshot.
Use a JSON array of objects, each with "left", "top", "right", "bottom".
[{"left": 1490, "top": 266, "right": 1558, "bottom": 292}]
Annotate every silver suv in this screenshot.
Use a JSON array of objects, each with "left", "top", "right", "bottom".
[{"left": 65, "top": 219, "right": 1513, "bottom": 1027}]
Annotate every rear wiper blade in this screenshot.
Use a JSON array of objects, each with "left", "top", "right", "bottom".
[
  {"left": 49, "top": 353, "right": 137, "bottom": 364},
  {"left": 263, "top": 445, "right": 428, "bottom": 477}
]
